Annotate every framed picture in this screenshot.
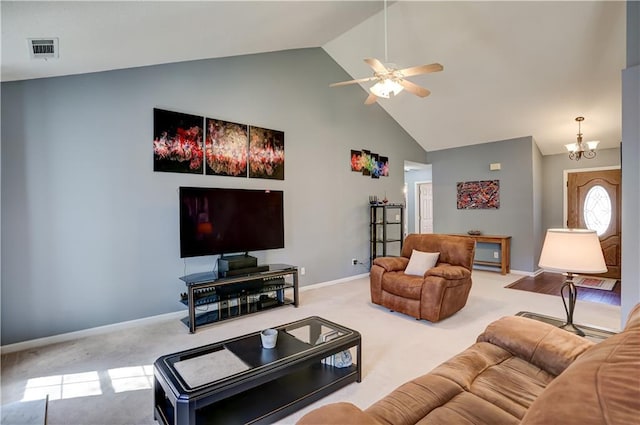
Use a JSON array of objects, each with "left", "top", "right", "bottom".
[
  {"left": 457, "top": 180, "right": 500, "bottom": 209},
  {"left": 248, "top": 126, "right": 285, "bottom": 180},
  {"left": 205, "top": 118, "right": 248, "bottom": 177},
  {"left": 153, "top": 108, "right": 204, "bottom": 174}
]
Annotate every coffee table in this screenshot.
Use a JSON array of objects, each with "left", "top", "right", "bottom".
[{"left": 153, "top": 316, "right": 362, "bottom": 425}]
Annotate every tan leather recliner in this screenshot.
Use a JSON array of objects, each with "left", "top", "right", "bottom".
[{"left": 370, "top": 233, "right": 476, "bottom": 322}]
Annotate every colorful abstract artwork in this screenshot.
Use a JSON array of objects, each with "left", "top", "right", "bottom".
[
  {"left": 153, "top": 109, "right": 204, "bottom": 174},
  {"left": 351, "top": 149, "right": 389, "bottom": 179},
  {"left": 249, "top": 126, "right": 285, "bottom": 180},
  {"left": 457, "top": 180, "right": 500, "bottom": 209},
  {"left": 205, "top": 118, "right": 248, "bottom": 177}
]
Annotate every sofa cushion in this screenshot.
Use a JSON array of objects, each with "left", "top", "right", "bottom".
[
  {"left": 405, "top": 249, "right": 440, "bottom": 276},
  {"left": 477, "top": 316, "right": 594, "bottom": 376},
  {"left": 365, "top": 342, "right": 554, "bottom": 425}
]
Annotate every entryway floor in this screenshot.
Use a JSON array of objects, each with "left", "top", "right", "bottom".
[{"left": 506, "top": 272, "right": 621, "bottom": 306}]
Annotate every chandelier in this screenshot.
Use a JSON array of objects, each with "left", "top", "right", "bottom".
[{"left": 565, "top": 116, "right": 599, "bottom": 161}]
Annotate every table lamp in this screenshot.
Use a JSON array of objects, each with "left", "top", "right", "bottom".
[{"left": 538, "top": 228, "right": 607, "bottom": 336}]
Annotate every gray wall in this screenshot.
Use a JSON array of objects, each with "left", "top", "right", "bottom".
[
  {"left": 1, "top": 48, "right": 427, "bottom": 345},
  {"left": 404, "top": 166, "right": 432, "bottom": 234},
  {"left": 428, "top": 136, "right": 538, "bottom": 273},
  {"left": 621, "top": 0, "right": 640, "bottom": 324}
]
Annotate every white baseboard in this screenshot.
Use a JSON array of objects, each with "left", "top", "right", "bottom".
[
  {"left": 299, "top": 273, "right": 369, "bottom": 291},
  {"left": 1, "top": 273, "right": 370, "bottom": 354},
  {"left": 0, "top": 310, "right": 185, "bottom": 354}
]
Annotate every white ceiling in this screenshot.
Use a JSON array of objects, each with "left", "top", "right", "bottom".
[{"left": 1, "top": 1, "right": 626, "bottom": 156}]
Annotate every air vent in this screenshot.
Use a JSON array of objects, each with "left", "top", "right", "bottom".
[{"left": 28, "top": 38, "right": 58, "bottom": 59}]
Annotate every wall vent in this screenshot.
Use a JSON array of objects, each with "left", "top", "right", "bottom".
[{"left": 28, "top": 38, "right": 59, "bottom": 59}]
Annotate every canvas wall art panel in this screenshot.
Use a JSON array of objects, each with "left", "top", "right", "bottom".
[
  {"left": 457, "top": 180, "right": 500, "bottom": 209},
  {"left": 248, "top": 126, "right": 285, "bottom": 180},
  {"left": 205, "top": 118, "right": 248, "bottom": 177},
  {"left": 351, "top": 150, "right": 363, "bottom": 172},
  {"left": 153, "top": 108, "right": 204, "bottom": 174}
]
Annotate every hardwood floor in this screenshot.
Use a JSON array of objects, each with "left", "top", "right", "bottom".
[{"left": 506, "top": 272, "right": 621, "bottom": 306}]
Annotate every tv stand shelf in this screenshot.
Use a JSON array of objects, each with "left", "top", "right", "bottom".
[{"left": 179, "top": 264, "right": 299, "bottom": 333}]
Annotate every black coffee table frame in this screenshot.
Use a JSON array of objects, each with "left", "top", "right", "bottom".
[{"left": 153, "top": 316, "right": 361, "bottom": 425}]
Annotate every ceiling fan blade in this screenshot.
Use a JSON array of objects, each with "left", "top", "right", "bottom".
[
  {"left": 398, "top": 63, "right": 444, "bottom": 78},
  {"left": 398, "top": 79, "right": 431, "bottom": 97},
  {"left": 364, "top": 58, "right": 389, "bottom": 74},
  {"left": 329, "top": 76, "right": 377, "bottom": 87},
  {"left": 364, "top": 93, "right": 378, "bottom": 105}
]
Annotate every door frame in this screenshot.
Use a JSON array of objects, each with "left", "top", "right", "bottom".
[
  {"left": 562, "top": 165, "right": 621, "bottom": 228},
  {"left": 414, "top": 180, "right": 432, "bottom": 234}
]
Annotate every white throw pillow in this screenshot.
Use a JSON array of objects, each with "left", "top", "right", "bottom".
[{"left": 404, "top": 249, "right": 440, "bottom": 276}]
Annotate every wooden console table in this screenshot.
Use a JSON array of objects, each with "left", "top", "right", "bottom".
[{"left": 450, "top": 234, "right": 511, "bottom": 275}]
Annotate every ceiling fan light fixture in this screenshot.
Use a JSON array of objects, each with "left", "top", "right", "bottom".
[{"left": 370, "top": 78, "right": 404, "bottom": 98}]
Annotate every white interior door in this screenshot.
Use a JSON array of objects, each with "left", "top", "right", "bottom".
[{"left": 418, "top": 182, "right": 433, "bottom": 233}]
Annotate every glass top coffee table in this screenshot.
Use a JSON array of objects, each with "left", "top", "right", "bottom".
[{"left": 153, "top": 316, "right": 361, "bottom": 425}]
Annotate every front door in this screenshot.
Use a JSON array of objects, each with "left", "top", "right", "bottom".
[{"left": 567, "top": 169, "right": 621, "bottom": 279}]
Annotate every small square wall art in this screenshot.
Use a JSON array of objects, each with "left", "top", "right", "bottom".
[
  {"left": 457, "top": 180, "right": 500, "bottom": 209},
  {"left": 350, "top": 149, "right": 389, "bottom": 179},
  {"left": 153, "top": 108, "right": 204, "bottom": 174}
]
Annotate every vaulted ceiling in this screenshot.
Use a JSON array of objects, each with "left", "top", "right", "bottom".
[{"left": 1, "top": 1, "right": 626, "bottom": 155}]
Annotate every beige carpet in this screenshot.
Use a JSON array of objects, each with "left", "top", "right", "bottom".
[{"left": 1, "top": 271, "right": 622, "bottom": 425}]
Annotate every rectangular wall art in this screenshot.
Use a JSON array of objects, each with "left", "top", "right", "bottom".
[
  {"left": 205, "top": 118, "right": 248, "bottom": 177},
  {"left": 153, "top": 108, "right": 204, "bottom": 174},
  {"left": 457, "top": 180, "right": 500, "bottom": 209},
  {"left": 249, "top": 126, "right": 285, "bottom": 180},
  {"left": 153, "top": 108, "right": 285, "bottom": 180},
  {"left": 350, "top": 149, "right": 389, "bottom": 179}
]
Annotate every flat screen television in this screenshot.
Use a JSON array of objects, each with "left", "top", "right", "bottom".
[{"left": 179, "top": 187, "right": 284, "bottom": 258}]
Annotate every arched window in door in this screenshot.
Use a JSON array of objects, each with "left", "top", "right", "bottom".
[{"left": 583, "top": 185, "right": 612, "bottom": 236}]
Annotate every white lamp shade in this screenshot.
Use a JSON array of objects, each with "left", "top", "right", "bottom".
[{"left": 539, "top": 228, "right": 607, "bottom": 273}]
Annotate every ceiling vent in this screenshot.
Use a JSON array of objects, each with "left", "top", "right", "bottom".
[{"left": 28, "top": 38, "right": 59, "bottom": 59}]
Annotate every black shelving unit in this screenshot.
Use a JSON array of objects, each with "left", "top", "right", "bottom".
[
  {"left": 179, "top": 264, "right": 299, "bottom": 333},
  {"left": 369, "top": 204, "right": 404, "bottom": 267}
]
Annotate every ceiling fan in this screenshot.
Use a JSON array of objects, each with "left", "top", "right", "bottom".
[{"left": 329, "top": 0, "right": 443, "bottom": 105}]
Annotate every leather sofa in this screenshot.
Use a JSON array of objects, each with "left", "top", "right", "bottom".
[
  {"left": 297, "top": 303, "right": 640, "bottom": 425},
  {"left": 370, "top": 233, "right": 475, "bottom": 322}
]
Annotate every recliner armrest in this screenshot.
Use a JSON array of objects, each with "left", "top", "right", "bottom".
[
  {"left": 425, "top": 265, "right": 470, "bottom": 279},
  {"left": 477, "top": 316, "right": 595, "bottom": 376},
  {"left": 372, "top": 256, "right": 409, "bottom": 272}
]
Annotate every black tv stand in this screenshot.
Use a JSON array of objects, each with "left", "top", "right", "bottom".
[{"left": 179, "top": 264, "right": 299, "bottom": 333}]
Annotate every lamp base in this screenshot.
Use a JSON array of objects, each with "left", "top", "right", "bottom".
[
  {"left": 559, "top": 273, "right": 586, "bottom": 337},
  {"left": 559, "top": 322, "right": 586, "bottom": 337}
]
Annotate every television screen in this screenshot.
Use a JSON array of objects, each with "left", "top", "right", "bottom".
[{"left": 179, "top": 187, "right": 284, "bottom": 258}]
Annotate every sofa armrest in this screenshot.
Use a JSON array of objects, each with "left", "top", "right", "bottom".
[
  {"left": 477, "top": 316, "right": 595, "bottom": 376},
  {"left": 372, "top": 256, "right": 409, "bottom": 272},
  {"left": 425, "top": 265, "right": 471, "bottom": 279},
  {"left": 296, "top": 402, "right": 381, "bottom": 425}
]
